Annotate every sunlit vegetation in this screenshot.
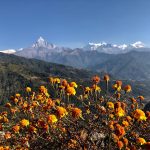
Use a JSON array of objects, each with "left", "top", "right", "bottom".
[{"left": 0, "top": 75, "right": 150, "bottom": 149}]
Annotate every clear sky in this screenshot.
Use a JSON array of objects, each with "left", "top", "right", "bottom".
[{"left": 0, "top": 0, "right": 150, "bottom": 49}]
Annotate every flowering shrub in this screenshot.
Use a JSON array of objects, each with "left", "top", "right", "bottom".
[{"left": 0, "top": 75, "right": 150, "bottom": 149}]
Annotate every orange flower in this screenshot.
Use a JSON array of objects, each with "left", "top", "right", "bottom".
[
  {"left": 5, "top": 103, "right": 11, "bottom": 108},
  {"left": 70, "top": 82, "right": 78, "bottom": 88},
  {"left": 112, "top": 84, "right": 121, "bottom": 91},
  {"left": 125, "top": 116, "right": 132, "bottom": 122},
  {"left": 114, "top": 102, "right": 121, "bottom": 109},
  {"left": 104, "top": 75, "right": 110, "bottom": 82},
  {"left": 133, "top": 109, "right": 147, "bottom": 121},
  {"left": 116, "top": 80, "right": 122, "bottom": 87},
  {"left": 107, "top": 102, "right": 114, "bottom": 109},
  {"left": 122, "top": 121, "right": 129, "bottom": 127},
  {"left": 130, "top": 97, "right": 137, "bottom": 103},
  {"left": 53, "top": 78, "right": 60, "bottom": 84},
  {"left": 66, "top": 86, "right": 76, "bottom": 95},
  {"left": 20, "top": 119, "right": 29, "bottom": 127},
  {"left": 112, "top": 133, "right": 119, "bottom": 142},
  {"left": 136, "top": 137, "right": 146, "bottom": 145},
  {"left": 4, "top": 132, "right": 11, "bottom": 139},
  {"left": 26, "top": 87, "right": 31, "bottom": 92},
  {"left": 116, "top": 93, "right": 121, "bottom": 99},
  {"left": 115, "top": 125, "right": 125, "bottom": 138},
  {"left": 29, "top": 125, "right": 37, "bottom": 133},
  {"left": 124, "top": 85, "right": 132, "bottom": 93},
  {"left": 56, "top": 106, "right": 68, "bottom": 118},
  {"left": 46, "top": 98, "right": 54, "bottom": 107},
  {"left": 138, "top": 95, "right": 144, "bottom": 101},
  {"left": 15, "top": 93, "right": 21, "bottom": 98},
  {"left": 12, "top": 125, "right": 20, "bottom": 133},
  {"left": 85, "top": 87, "right": 91, "bottom": 93},
  {"left": 31, "top": 101, "right": 39, "bottom": 107},
  {"left": 92, "top": 75, "right": 100, "bottom": 84},
  {"left": 47, "top": 114, "right": 58, "bottom": 124},
  {"left": 123, "top": 138, "right": 128, "bottom": 146},
  {"left": 61, "top": 79, "right": 68, "bottom": 87},
  {"left": 39, "top": 86, "right": 48, "bottom": 93},
  {"left": 92, "top": 84, "right": 101, "bottom": 91},
  {"left": 117, "top": 141, "right": 124, "bottom": 149},
  {"left": 115, "top": 107, "right": 125, "bottom": 117},
  {"left": 72, "top": 108, "right": 82, "bottom": 118}
]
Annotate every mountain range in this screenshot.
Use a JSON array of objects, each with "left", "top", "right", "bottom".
[{"left": 1, "top": 37, "right": 150, "bottom": 81}]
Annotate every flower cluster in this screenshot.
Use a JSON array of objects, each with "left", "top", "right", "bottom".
[{"left": 0, "top": 75, "right": 149, "bottom": 149}]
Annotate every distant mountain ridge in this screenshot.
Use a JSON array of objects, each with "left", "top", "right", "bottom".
[
  {"left": 0, "top": 37, "right": 148, "bottom": 54},
  {"left": 1, "top": 37, "right": 150, "bottom": 80},
  {"left": 1, "top": 52, "right": 150, "bottom": 105}
]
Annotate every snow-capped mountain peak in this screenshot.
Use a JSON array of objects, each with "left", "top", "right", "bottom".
[
  {"left": 131, "top": 41, "right": 145, "bottom": 48},
  {"left": 83, "top": 41, "right": 146, "bottom": 54},
  {"left": 118, "top": 44, "right": 128, "bottom": 50},
  {"left": 32, "top": 36, "right": 56, "bottom": 49},
  {"left": 0, "top": 49, "right": 16, "bottom": 54}
]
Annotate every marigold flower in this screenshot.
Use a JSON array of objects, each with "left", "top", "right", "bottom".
[
  {"left": 117, "top": 141, "right": 124, "bottom": 149},
  {"left": 138, "top": 95, "right": 144, "bottom": 101},
  {"left": 133, "top": 109, "right": 147, "bottom": 121},
  {"left": 115, "top": 125, "right": 125, "bottom": 138},
  {"left": 125, "top": 116, "right": 132, "bottom": 122},
  {"left": 5, "top": 103, "right": 11, "bottom": 108},
  {"left": 53, "top": 78, "right": 60, "bottom": 84},
  {"left": 136, "top": 137, "right": 146, "bottom": 145},
  {"left": 31, "top": 101, "right": 39, "bottom": 107},
  {"left": 121, "top": 102, "right": 126, "bottom": 110},
  {"left": 112, "top": 133, "right": 119, "bottom": 142},
  {"left": 130, "top": 97, "right": 137, "bottom": 103},
  {"left": 61, "top": 79, "right": 68, "bottom": 87},
  {"left": 114, "top": 102, "right": 121, "bottom": 109},
  {"left": 20, "top": 119, "right": 29, "bottom": 127},
  {"left": 12, "top": 125, "right": 20, "bottom": 133},
  {"left": 124, "top": 85, "right": 132, "bottom": 93},
  {"left": 47, "top": 98, "right": 54, "bottom": 107},
  {"left": 66, "top": 86, "right": 76, "bottom": 95},
  {"left": 85, "top": 87, "right": 91, "bottom": 93},
  {"left": 43, "top": 124, "right": 49, "bottom": 131},
  {"left": 56, "top": 106, "right": 68, "bottom": 118},
  {"left": 107, "top": 102, "right": 114, "bottom": 109},
  {"left": 4, "top": 132, "right": 11, "bottom": 139},
  {"left": 29, "top": 125, "right": 37, "bottom": 133},
  {"left": 116, "top": 93, "right": 121, "bottom": 99},
  {"left": 92, "top": 75, "right": 100, "bottom": 84},
  {"left": 26, "top": 87, "right": 31, "bottom": 92},
  {"left": 112, "top": 84, "right": 121, "bottom": 91},
  {"left": 47, "top": 114, "right": 58, "bottom": 124},
  {"left": 109, "top": 114, "right": 114, "bottom": 119},
  {"left": 109, "top": 124, "right": 115, "bottom": 131},
  {"left": 123, "top": 138, "right": 128, "bottom": 146},
  {"left": 116, "top": 80, "right": 122, "bottom": 86},
  {"left": 3, "top": 117, "right": 9, "bottom": 123},
  {"left": 10, "top": 108, "right": 18, "bottom": 114},
  {"left": 122, "top": 121, "right": 129, "bottom": 127},
  {"left": 104, "top": 75, "right": 110, "bottom": 82},
  {"left": 39, "top": 86, "right": 48, "bottom": 93},
  {"left": 115, "top": 107, "right": 125, "bottom": 117},
  {"left": 70, "top": 82, "right": 78, "bottom": 88},
  {"left": 92, "top": 84, "right": 101, "bottom": 91},
  {"left": 15, "top": 93, "right": 21, "bottom": 98},
  {"left": 72, "top": 108, "right": 82, "bottom": 118}
]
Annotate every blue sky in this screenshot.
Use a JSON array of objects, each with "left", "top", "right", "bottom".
[{"left": 0, "top": 0, "right": 150, "bottom": 49}]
